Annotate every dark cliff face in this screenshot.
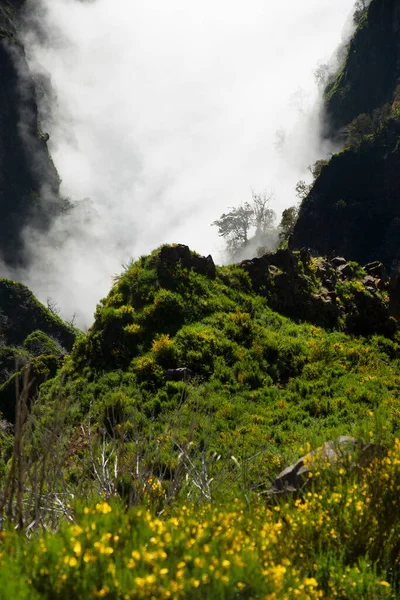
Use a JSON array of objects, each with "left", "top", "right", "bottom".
[
  {"left": 291, "top": 119, "right": 400, "bottom": 269},
  {"left": 0, "top": 0, "right": 61, "bottom": 267},
  {"left": 325, "top": 0, "right": 400, "bottom": 134},
  {"left": 291, "top": 0, "right": 400, "bottom": 269}
]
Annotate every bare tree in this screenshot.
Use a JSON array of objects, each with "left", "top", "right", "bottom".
[{"left": 252, "top": 191, "right": 276, "bottom": 235}]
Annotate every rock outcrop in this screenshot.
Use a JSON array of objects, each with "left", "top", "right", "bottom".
[
  {"left": 156, "top": 244, "right": 216, "bottom": 283},
  {"left": 240, "top": 248, "right": 396, "bottom": 336}
]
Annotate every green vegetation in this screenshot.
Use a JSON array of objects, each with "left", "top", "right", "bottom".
[
  {"left": 2, "top": 453, "right": 400, "bottom": 600},
  {"left": 0, "top": 279, "right": 77, "bottom": 421},
  {"left": 1, "top": 245, "right": 400, "bottom": 596}
]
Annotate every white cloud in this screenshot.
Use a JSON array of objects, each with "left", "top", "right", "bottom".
[{"left": 16, "top": 0, "right": 355, "bottom": 325}]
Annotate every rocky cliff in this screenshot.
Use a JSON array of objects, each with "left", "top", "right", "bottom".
[
  {"left": 291, "top": 0, "right": 400, "bottom": 270},
  {"left": 325, "top": 0, "right": 400, "bottom": 135},
  {"left": 0, "top": 0, "right": 62, "bottom": 266},
  {"left": 291, "top": 118, "right": 400, "bottom": 268}
]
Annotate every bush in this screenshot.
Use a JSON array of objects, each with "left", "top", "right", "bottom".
[{"left": 24, "top": 330, "right": 62, "bottom": 357}]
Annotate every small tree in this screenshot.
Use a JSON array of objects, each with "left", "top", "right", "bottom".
[
  {"left": 309, "top": 159, "right": 328, "bottom": 179},
  {"left": 212, "top": 192, "right": 276, "bottom": 257},
  {"left": 295, "top": 180, "right": 311, "bottom": 201},
  {"left": 279, "top": 206, "right": 299, "bottom": 247},
  {"left": 313, "top": 63, "right": 329, "bottom": 87},
  {"left": 212, "top": 202, "right": 254, "bottom": 253},
  {"left": 295, "top": 160, "right": 329, "bottom": 202}
]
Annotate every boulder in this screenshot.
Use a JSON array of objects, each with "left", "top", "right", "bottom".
[
  {"left": 269, "top": 436, "right": 357, "bottom": 494},
  {"left": 331, "top": 257, "right": 348, "bottom": 267},
  {"left": 157, "top": 245, "right": 216, "bottom": 281},
  {"left": 165, "top": 367, "right": 192, "bottom": 383},
  {"left": 337, "top": 263, "right": 354, "bottom": 278},
  {"left": 364, "top": 261, "right": 387, "bottom": 282},
  {"left": 362, "top": 275, "right": 378, "bottom": 288},
  {"left": 268, "top": 436, "right": 387, "bottom": 496}
]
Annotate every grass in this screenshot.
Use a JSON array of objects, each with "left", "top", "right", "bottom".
[{"left": 2, "top": 440, "right": 400, "bottom": 599}]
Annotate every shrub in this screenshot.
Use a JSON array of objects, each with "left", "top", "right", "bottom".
[
  {"left": 151, "top": 334, "right": 176, "bottom": 368},
  {"left": 24, "top": 330, "right": 62, "bottom": 357}
]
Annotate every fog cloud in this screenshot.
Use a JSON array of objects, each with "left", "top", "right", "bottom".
[{"left": 14, "top": 0, "right": 356, "bottom": 325}]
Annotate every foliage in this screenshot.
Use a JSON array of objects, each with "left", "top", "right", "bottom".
[
  {"left": 0, "top": 279, "right": 76, "bottom": 350},
  {"left": 1, "top": 245, "right": 400, "bottom": 598},
  {"left": 17, "top": 245, "right": 398, "bottom": 502},
  {"left": 4, "top": 441, "right": 400, "bottom": 600},
  {"left": 278, "top": 206, "right": 299, "bottom": 246},
  {"left": 295, "top": 180, "right": 312, "bottom": 201},
  {"left": 353, "top": 0, "right": 370, "bottom": 25},
  {"left": 212, "top": 203, "right": 253, "bottom": 251},
  {"left": 24, "top": 330, "right": 63, "bottom": 357}
]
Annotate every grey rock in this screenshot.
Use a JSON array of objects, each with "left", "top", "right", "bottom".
[
  {"left": 331, "top": 257, "right": 348, "bottom": 267},
  {"left": 364, "top": 261, "right": 387, "bottom": 282},
  {"left": 269, "top": 436, "right": 358, "bottom": 494},
  {"left": 337, "top": 263, "right": 354, "bottom": 278},
  {"left": 362, "top": 275, "right": 378, "bottom": 288},
  {"left": 165, "top": 367, "right": 192, "bottom": 383}
]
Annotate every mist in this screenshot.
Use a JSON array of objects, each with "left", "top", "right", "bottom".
[{"left": 14, "top": 0, "right": 356, "bottom": 325}]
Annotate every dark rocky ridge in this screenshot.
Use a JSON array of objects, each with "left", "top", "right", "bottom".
[
  {"left": 240, "top": 248, "right": 397, "bottom": 338},
  {"left": 0, "top": 0, "right": 62, "bottom": 266},
  {"left": 291, "top": 119, "right": 400, "bottom": 269}
]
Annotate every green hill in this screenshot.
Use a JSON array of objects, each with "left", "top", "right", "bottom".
[{"left": 1, "top": 245, "right": 400, "bottom": 597}]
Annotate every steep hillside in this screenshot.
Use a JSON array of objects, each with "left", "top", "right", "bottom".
[
  {"left": 291, "top": 117, "right": 400, "bottom": 267},
  {"left": 22, "top": 244, "right": 398, "bottom": 488},
  {"left": 325, "top": 0, "right": 400, "bottom": 134},
  {"left": 0, "top": 245, "right": 399, "bottom": 596},
  {"left": 0, "top": 247, "right": 399, "bottom": 595},
  {"left": 2, "top": 1, "right": 400, "bottom": 595},
  {"left": 0, "top": 278, "right": 77, "bottom": 420},
  {"left": 291, "top": 0, "right": 400, "bottom": 269},
  {"left": 0, "top": 0, "right": 63, "bottom": 266}
]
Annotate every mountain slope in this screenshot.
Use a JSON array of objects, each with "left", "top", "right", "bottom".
[
  {"left": 18, "top": 244, "right": 396, "bottom": 494},
  {"left": 291, "top": 117, "right": 400, "bottom": 268},
  {"left": 325, "top": 0, "right": 400, "bottom": 134},
  {"left": 291, "top": 0, "right": 400, "bottom": 270},
  {"left": 0, "top": 278, "right": 77, "bottom": 421}
]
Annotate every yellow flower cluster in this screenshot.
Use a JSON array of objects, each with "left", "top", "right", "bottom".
[{"left": 3, "top": 440, "right": 400, "bottom": 598}]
